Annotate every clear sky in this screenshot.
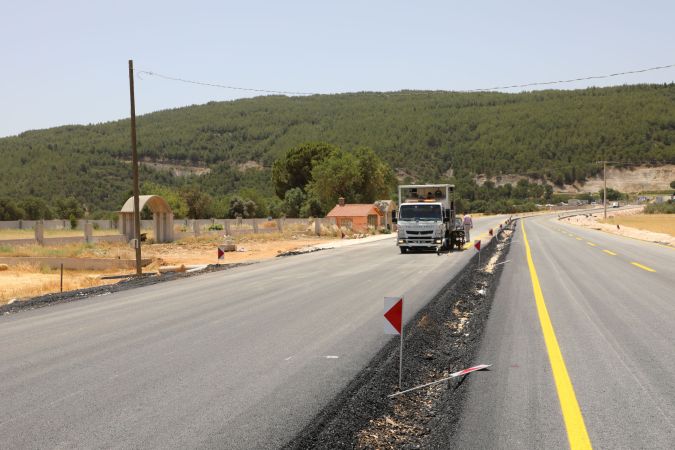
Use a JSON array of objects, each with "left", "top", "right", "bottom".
[{"left": 2, "top": 0, "right": 674, "bottom": 137}]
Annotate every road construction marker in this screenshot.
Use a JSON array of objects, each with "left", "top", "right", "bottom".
[
  {"left": 493, "top": 259, "right": 511, "bottom": 266},
  {"left": 388, "top": 364, "right": 491, "bottom": 398},
  {"left": 602, "top": 250, "right": 617, "bottom": 256},
  {"left": 385, "top": 296, "right": 404, "bottom": 390},
  {"left": 631, "top": 262, "right": 656, "bottom": 273},
  {"left": 217, "top": 246, "right": 225, "bottom": 260},
  {"left": 522, "top": 221, "right": 592, "bottom": 449}
]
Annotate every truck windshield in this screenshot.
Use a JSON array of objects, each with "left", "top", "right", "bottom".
[{"left": 399, "top": 204, "right": 442, "bottom": 221}]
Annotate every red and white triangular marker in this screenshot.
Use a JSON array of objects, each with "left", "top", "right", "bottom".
[
  {"left": 384, "top": 297, "right": 403, "bottom": 335},
  {"left": 217, "top": 247, "right": 225, "bottom": 260},
  {"left": 474, "top": 240, "right": 481, "bottom": 251},
  {"left": 449, "top": 364, "right": 491, "bottom": 377},
  {"left": 489, "top": 228, "right": 493, "bottom": 236}
]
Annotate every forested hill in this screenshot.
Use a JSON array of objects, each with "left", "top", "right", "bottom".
[{"left": 1, "top": 83, "right": 674, "bottom": 214}]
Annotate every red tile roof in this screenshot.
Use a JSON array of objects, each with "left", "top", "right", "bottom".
[{"left": 326, "top": 204, "right": 381, "bottom": 217}]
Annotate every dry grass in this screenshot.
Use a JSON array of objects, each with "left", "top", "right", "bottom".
[
  {"left": 0, "top": 265, "right": 121, "bottom": 305},
  {"left": 600, "top": 214, "right": 675, "bottom": 236},
  {"left": 0, "top": 229, "right": 344, "bottom": 305}
]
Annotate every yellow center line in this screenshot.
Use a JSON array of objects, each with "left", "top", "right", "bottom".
[
  {"left": 602, "top": 250, "right": 617, "bottom": 256},
  {"left": 586, "top": 242, "right": 597, "bottom": 247},
  {"left": 575, "top": 237, "right": 583, "bottom": 241},
  {"left": 631, "top": 262, "right": 656, "bottom": 273},
  {"left": 521, "top": 221, "right": 593, "bottom": 449}
]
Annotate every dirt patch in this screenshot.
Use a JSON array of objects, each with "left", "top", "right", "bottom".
[
  {"left": 562, "top": 207, "right": 675, "bottom": 246},
  {"left": 0, "top": 233, "right": 341, "bottom": 306},
  {"left": 0, "top": 263, "right": 248, "bottom": 315},
  {"left": 283, "top": 224, "right": 515, "bottom": 449}
]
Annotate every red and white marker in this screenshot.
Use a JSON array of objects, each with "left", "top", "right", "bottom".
[
  {"left": 449, "top": 364, "right": 491, "bottom": 377},
  {"left": 217, "top": 246, "right": 225, "bottom": 260},
  {"left": 474, "top": 240, "right": 481, "bottom": 251},
  {"left": 389, "top": 364, "right": 491, "bottom": 397},
  {"left": 489, "top": 228, "right": 493, "bottom": 236},
  {"left": 384, "top": 296, "right": 404, "bottom": 390}
]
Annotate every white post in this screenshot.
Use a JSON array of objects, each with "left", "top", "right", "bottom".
[{"left": 399, "top": 328, "right": 403, "bottom": 390}]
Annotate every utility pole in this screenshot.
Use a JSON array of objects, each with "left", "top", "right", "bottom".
[
  {"left": 128, "top": 60, "right": 142, "bottom": 275},
  {"left": 603, "top": 160, "right": 607, "bottom": 219}
]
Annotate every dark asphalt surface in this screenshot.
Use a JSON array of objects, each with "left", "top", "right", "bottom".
[
  {"left": 0, "top": 217, "right": 505, "bottom": 449},
  {"left": 454, "top": 215, "right": 675, "bottom": 448}
]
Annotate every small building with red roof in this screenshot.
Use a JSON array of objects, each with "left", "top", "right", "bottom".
[{"left": 326, "top": 198, "right": 384, "bottom": 231}]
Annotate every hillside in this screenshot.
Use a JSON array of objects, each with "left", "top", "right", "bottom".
[{"left": 1, "top": 84, "right": 674, "bottom": 214}]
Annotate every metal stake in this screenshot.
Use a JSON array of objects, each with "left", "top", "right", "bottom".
[{"left": 399, "top": 328, "right": 403, "bottom": 390}]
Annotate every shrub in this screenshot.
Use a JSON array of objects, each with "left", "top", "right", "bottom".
[{"left": 644, "top": 201, "right": 675, "bottom": 214}]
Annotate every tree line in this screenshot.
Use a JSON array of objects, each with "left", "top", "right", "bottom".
[{"left": 1, "top": 84, "right": 674, "bottom": 218}]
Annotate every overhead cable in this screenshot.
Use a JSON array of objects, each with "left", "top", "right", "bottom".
[{"left": 137, "top": 63, "right": 675, "bottom": 96}]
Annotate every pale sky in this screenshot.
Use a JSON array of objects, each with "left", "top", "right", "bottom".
[{"left": 2, "top": 0, "right": 674, "bottom": 137}]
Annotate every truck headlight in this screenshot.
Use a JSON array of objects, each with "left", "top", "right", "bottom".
[
  {"left": 435, "top": 239, "right": 442, "bottom": 244},
  {"left": 398, "top": 239, "right": 405, "bottom": 243}
]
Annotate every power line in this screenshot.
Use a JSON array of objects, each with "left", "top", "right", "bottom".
[
  {"left": 467, "top": 63, "right": 675, "bottom": 92},
  {"left": 136, "top": 70, "right": 318, "bottom": 96},
  {"left": 137, "top": 63, "right": 675, "bottom": 96}
]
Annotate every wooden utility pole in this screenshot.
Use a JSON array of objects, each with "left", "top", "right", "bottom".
[
  {"left": 128, "top": 60, "right": 142, "bottom": 275},
  {"left": 603, "top": 160, "right": 607, "bottom": 219}
]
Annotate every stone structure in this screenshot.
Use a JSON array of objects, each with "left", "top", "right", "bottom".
[{"left": 119, "top": 195, "right": 174, "bottom": 243}]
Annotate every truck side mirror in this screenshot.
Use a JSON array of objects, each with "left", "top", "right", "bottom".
[
  {"left": 392, "top": 211, "right": 397, "bottom": 224},
  {"left": 443, "top": 209, "right": 450, "bottom": 223}
]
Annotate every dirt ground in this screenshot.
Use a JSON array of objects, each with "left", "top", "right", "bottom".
[
  {"left": 0, "top": 232, "right": 337, "bottom": 305},
  {"left": 562, "top": 206, "right": 675, "bottom": 246}
]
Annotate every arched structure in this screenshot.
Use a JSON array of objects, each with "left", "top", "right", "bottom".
[{"left": 119, "top": 195, "right": 174, "bottom": 243}]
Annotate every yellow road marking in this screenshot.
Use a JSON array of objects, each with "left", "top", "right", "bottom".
[
  {"left": 586, "top": 242, "right": 597, "bottom": 247},
  {"left": 575, "top": 237, "right": 583, "bottom": 241},
  {"left": 602, "top": 250, "right": 617, "bottom": 256},
  {"left": 522, "top": 221, "right": 593, "bottom": 450},
  {"left": 631, "top": 262, "right": 656, "bottom": 273}
]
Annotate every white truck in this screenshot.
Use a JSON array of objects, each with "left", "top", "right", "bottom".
[{"left": 393, "top": 184, "right": 464, "bottom": 253}]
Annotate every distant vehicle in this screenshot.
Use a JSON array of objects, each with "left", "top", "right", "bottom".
[
  {"left": 611, "top": 201, "right": 619, "bottom": 208},
  {"left": 591, "top": 201, "right": 597, "bottom": 205},
  {"left": 393, "top": 184, "right": 464, "bottom": 253}
]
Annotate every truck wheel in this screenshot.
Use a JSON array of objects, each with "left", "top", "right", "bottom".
[{"left": 399, "top": 246, "right": 407, "bottom": 254}]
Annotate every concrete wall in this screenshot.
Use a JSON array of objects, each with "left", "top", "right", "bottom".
[
  {"left": 0, "top": 219, "right": 117, "bottom": 230},
  {"left": 0, "top": 235, "right": 127, "bottom": 247}
]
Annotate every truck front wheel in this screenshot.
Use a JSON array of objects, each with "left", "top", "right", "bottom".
[{"left": 399, "top": 246, "right": 408, "bottom": 254}]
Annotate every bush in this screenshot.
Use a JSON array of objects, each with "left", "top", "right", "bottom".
[
  {"left": 208, "top": 223, "right": 224, "bottom": 231},
  {"left": 644, "top": 201, "right": 675, "bottom": 214}
]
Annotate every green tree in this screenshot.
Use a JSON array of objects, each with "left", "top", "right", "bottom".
[
  {"left": 601, "top": 188, "right": 624, "bottom": 201},
  {"left": 54, "top": 197, "right": 84, "bottom": 219},
  {"left": 283, "top": 188, "right": 305, "bottom": 218},
  {"left": 228, "top": 196, "right": 256, "bottom": 218},
  {"left": 308, "top": 151, "right": 362, "bottom": 209},
  {"left": 181, "top": 188, "right": 213, "bottom": 218},
  {"left": 0, "top": 198, "right": 25, "bottom": 220},
  {"left": 18, "top": 197, "right": 54, "bottom": 220},
  {"left": 353, "top": 147, "right": 395, "bottom": 202},
  {"left": 670, "top": 180, "right": 675, "bottom": 189},
  {"left": 271, "top": 142, "right": 339, "bottom": 198}
]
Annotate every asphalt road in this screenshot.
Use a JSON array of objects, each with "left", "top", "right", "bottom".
[
  {"left": 0, "top": 216, "right": 505, "bottom": 449},
  {"left": 454, "top": 214, "right": 675, "bottom": 448}
]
